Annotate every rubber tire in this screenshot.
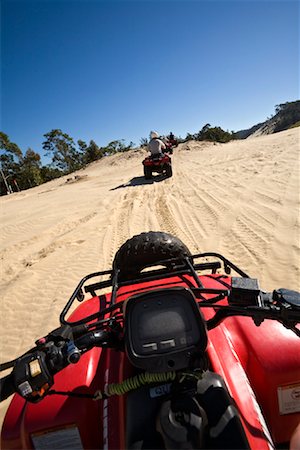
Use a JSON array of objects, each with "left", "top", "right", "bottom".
[
  {"left": 113, "top": 231, "right": 192, "bottom": 281},
  {"left": 144, "top": 166, "right": 152, "bottom": 179},
  {"left": 165, "top": 164, "right": 172, "bottom": 178}
]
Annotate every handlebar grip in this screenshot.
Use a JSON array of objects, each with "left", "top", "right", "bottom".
[{"left": 0, "top": 374, "right": 15, "bottom": 402}]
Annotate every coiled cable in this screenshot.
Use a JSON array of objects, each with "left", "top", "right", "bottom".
[{"left": 93, "top": 371, "right": 176, "bottom": 400}]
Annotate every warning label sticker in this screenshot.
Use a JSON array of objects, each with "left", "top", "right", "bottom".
[{"left": 278, "top": 383, "right": 300, "bottom": 415}]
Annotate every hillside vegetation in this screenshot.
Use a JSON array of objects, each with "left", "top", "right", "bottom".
[
  {"left": 1, "top": 100, "right": 299, "bottom": 195},
  {"left": 236, "top": 101, "right": 300, "bottom": 139}
]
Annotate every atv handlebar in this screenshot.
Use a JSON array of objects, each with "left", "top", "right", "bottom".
[
  {"left": 0, "top": 375, "right": 15, "bottom": 402},
  {"left": 0, "top": 327, "right": 116, "bottom": 402},
  {"left": 1, "top": 288, "right": 299, "bottom": 403}
]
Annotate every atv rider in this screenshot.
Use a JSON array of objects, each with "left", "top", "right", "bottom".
[
  {"left": 168, "top": 131, "right": 177, "bottom": 147},
  {"left": 168, "top": 131, "right": 175, "bottom": 142},
  {"left": 148, "top": 131, "right": 166, "bottom": 157}
]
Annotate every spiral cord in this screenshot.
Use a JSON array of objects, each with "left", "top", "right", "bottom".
[
  {"left": 102, "top": 371, "right": 176, "bottom": 398},
  {"left": 47, "top": 370, "right": 203, "bottom": 401}
]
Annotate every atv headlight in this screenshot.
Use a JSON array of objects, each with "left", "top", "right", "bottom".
[{"left": 124, "top": 287, "right": 207, "bottom": 372}]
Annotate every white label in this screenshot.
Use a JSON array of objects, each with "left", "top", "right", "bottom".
[
  {"left": 278, "top": 383, "right": 300, "bottom": 415},
  {"left": 32, "top": 426, "right": 83, "bottom": 450}
]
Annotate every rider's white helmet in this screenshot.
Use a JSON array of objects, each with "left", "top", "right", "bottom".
[{"left": 150, "top": 131, "right": 159, "bottom": 139}]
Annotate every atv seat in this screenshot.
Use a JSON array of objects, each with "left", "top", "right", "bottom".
[{"left": 150, "top": 154, "right": 162, "bottom": 160}]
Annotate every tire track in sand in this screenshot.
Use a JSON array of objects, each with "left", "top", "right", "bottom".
[{"left": 1, "top": 212, "right": 98, "bottom": 288}]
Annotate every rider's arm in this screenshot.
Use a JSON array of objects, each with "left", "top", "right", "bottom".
[{"left": 159, "top": 139, "right": 166, "bottom": 150}]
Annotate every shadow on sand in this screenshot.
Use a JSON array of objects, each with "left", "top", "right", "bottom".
[{"left": 111, "top": 175, "right": 167, "bottom": 191}]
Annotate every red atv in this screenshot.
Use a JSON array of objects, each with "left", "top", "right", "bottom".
[
  {"left": 164, "top": 139, "right": 177, "bottom": 153},
  {"left": 167, "top": 137, "right": 178, "bottom": 148},
  {"left": 1, "top": 231, "right": 300, "bottom": 450},
  {"left": 142, "top": 148, "right": 173, "bottom": 180}
]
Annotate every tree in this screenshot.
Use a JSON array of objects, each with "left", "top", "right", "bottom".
[
  {"left": 77, "top": 140, "right": 88, "bottom": 154},
  {"left": 199, "top": 123, "right": 211, "bottom": 137},
  {"left": 103, "top": 139, "right": 135, "bottom": 155},
  {"left": 80, "top": 140, "right": 104, "bottom": 164},
  {"left": 124, "top": 141, "right": 135, "bottom": 152},
  {"left": 185, "top": 132, "right": 196, "bottom": 141},
  {"left": 0, "top": 132, "right": 23, "bottom": 194},
  {"left": 0, "top": 153, "right": 16, "bottom": 194},
  {"left": 140, "top": 137, "right": 148, "bottom": 148},
  {"left": 273, "top": 101, "right": 300, "bottom": 132},
  {"left": 20, "top": 148, "right": 42, "bottom": 188},
  {"left": 197, "top": 124, "right": 236, "bottom": 143},
  {"left": 0, "top": 132, "right": 23, "bottom": 161},
  {"left": 40, "top": 166, "right": 63, "bottom": 183},
  {"left": 43, "top": 129, "right": 82, "bottom": 173}
]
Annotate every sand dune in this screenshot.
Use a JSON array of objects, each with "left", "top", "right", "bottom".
[{"left": 0, "top": 127, "right": 299, "bottom": 425}]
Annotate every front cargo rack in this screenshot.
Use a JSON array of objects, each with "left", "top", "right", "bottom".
[{"left": 60, "top": 253, "right": 250, "bottom": 326}]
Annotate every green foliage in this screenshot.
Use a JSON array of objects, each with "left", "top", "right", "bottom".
[
  {"left": 188, "top": 124, "right": 236, "bottom": 143},
  {"left": 289, "top": 120, "right": 300, "bottom": 129},
  {"left": 40, "top": 166, "right": 63, "bottom": 182},
  {"left": 185, "top": 124, "right": 236, "bottom": 143},
  {"left": 0, "top": 132, "right": 10, "bottom": 149},
  {"left": 273, "top": 101, "right": 300, "bottom": 132},
  {"left": 200, "top": 123, "right": 211, "bottom": 135},
  {"left": 0, "top": 132, "right": 24, "bottom": 194},
  {"left": 1, "top": 130, "right": 136, "bottom": 194},
  {"left": 1, "top": 100, "right": 298, "bottom": 194},
  {"left": 0, "top": 153, "right": 18, "bottom": 194},
  {"left": 0, "top": 152, "right": 18, "bottom": 176},
  {"left": 0, "top": 146, "right": 43, "bottom": 193},
  {"left": 77, "top": 140, "right": 88, "bottom": 154},
  {"left": 43, "top": 129, "right": 82, "bottom": 173},
  {"left": 185, "top": 132, "right": 196, "bottom": 141},
  {"left": 20, "top": 148, "right": 43, "bottom": 188},
  {"left": 0, "top": 132, "right": 23, "bottom": 161},
  {"left": 140, "top": 137, "right": 148, "bottom": 147},
  {"left": 103, "top": 139, "right": 135, "bottom": 155},
  {"left": 82, "top": 140, "right": 104, "bottom": 164}
]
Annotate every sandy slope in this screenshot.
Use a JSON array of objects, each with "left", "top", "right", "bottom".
[{"left": 0, "top": 127, "right": 299, "bottom": 426}]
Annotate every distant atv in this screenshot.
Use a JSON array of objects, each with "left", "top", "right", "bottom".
[
  {"left": 167, "top": 137, "right": 178, "bottom": 148},
  {"left": 163, "top": 137, "right": 178, "bottom": 153},
  {"left": 142, "top": 151, "right": 172, "bottom": 179}
]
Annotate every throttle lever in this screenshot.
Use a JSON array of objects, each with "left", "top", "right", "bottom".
[{"left": 75, "top": 329, "right": 114, "bottom": 350}]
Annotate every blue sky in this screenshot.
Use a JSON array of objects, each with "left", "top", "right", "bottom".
[{"left": 1, "top": 0, "right": 299, "bottom": 162}]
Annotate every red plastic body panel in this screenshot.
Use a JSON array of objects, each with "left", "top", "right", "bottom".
[
  {"left": 1, "top": 296, "right": 105, "bottom": 450},
  {"left": 143, "top": 154, "right": 170, "bottom": 166},
  {"left": 218, "top": 316, "right": 300, "bottom": 443},
  {"left": 1, "top": 274, "right": 300, "bottom": 449}
]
